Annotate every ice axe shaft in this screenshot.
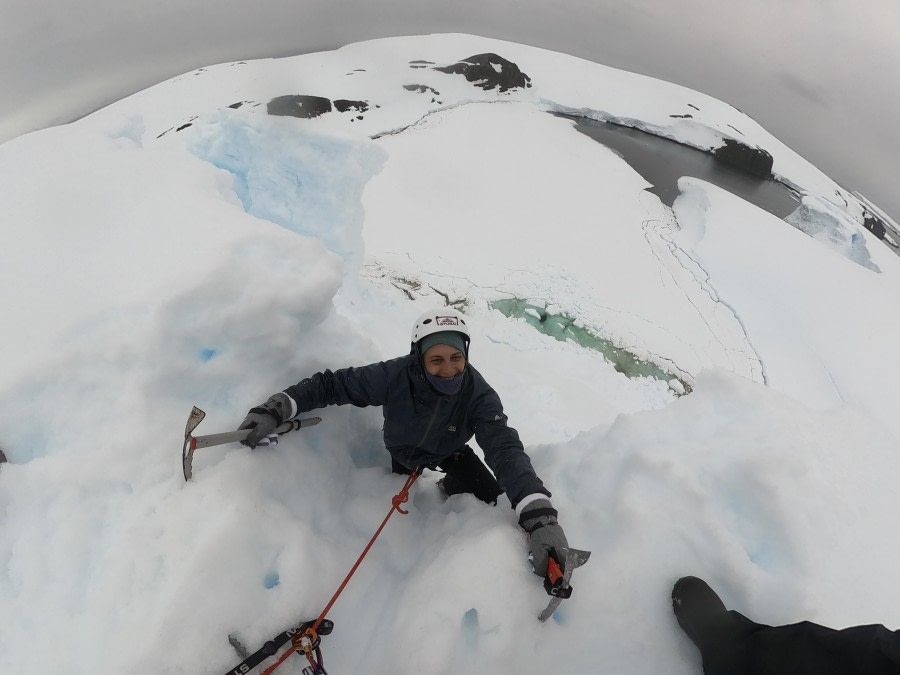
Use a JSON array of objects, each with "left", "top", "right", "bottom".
[
  {"left": 181, "top": 406, "right": 321, "bottom": 481},
  {"left": 190, "top": 421, "right": 319, "bottom": 449}
]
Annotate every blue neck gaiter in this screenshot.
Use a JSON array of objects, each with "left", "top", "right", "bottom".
[{"left": 425, "top": 371, "right": 465, "bottom": 395}]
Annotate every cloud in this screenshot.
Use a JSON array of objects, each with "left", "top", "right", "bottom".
[{"left": 778, "top": 71, "right": 830, "bottom": 107}]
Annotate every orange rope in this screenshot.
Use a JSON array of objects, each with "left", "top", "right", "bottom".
[{"left": 261, "top": 470, "right": 421, "bottom": 674}]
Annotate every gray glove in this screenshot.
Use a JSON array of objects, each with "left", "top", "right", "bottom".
[
  {"left": 519, "top": 498, "right": 569, "bottom": 576},
  {"left": 239, "top": 392, "right": 294, "bottom": 448}
]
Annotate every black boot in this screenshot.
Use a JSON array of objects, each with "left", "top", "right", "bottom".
[{"left": 672, "top": 576, "right": 730, "bottom": 649}]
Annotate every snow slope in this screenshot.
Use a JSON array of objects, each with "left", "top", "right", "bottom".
[{"left": 1, "top": 34, "right": 899, "bottom": 674}]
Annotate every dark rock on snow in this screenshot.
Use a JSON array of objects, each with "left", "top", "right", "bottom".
[
  {"left": 333, "top": 99, "right": 369, "bottom": 114},
  {"left": 267, "top": 95, "right": 333, "bottom": 118},
  {"left": 266, "top": 96, "right": 370, "bottom": 119},
  {"left": 863, "top": 211, "right": 888, "bottom": 240},
  {"left": 713, "top": 139, "right": 774, "bottom": 178},
  {"left": 403, "top": 84, "right": 440, "bottom": 95},
  {"left": 433, "top": 53, "right": 532, "bottom": 92}
]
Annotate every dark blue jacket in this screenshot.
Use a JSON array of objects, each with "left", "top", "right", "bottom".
[{"left": 282, "top": 351, "right": 550, "bottom": 507}]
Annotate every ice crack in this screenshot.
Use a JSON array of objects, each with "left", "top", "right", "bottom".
[{"left": 641, "top": 214, "right": 766, "bottom": 383}]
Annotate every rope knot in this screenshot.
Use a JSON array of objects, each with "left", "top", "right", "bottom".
[{"left": 392, "top": 491, "right": 410, "bottom": 514}]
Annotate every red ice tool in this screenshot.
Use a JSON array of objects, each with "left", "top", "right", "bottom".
[{"left": 539, "top": 547, "right": 592, "bottom": 622}]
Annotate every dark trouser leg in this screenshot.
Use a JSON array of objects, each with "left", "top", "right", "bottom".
[
  {"left": 391, "top": 458, "right": 413, "bottom": 475},
  {"left": 701, "top": 611, "right": 900, "bottom": 675},
  {"left": 438, "top": 445, "right": 503, "bottom": 505}
]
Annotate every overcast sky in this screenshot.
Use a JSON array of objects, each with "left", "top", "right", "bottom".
[{"left": 2, "top": 0, "right": 898, "bottom": 221}]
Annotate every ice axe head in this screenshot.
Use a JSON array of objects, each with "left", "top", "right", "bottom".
[
  {"left": 182, "top": 406, "right": 206, "bottom": 481},
  {"left": 180, "top": 407, "right": 322, "bottom": 482}
]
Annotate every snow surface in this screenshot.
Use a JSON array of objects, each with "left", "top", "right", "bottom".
[{"left": 2, "top": 34, "right": 899, "bottom": 674}]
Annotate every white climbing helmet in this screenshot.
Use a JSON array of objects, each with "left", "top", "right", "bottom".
[{"left": 411, "top": 307, "right": 471, "bottom": 353}]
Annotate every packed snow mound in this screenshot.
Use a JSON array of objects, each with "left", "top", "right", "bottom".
[{"left": 1, "top": 34, "right": 899, "bottom": 675}]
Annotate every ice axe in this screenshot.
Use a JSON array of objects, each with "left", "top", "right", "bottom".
[
  {"left": 538, "top": 547, "right": 591, "bottom": 621},
  {"left": 181, "top": 406, "right": 322, "bottom": 481}
]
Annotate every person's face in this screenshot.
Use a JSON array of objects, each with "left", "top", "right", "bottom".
[{"left": 422, "top": 343, "right": 466, "bottom": 378}]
